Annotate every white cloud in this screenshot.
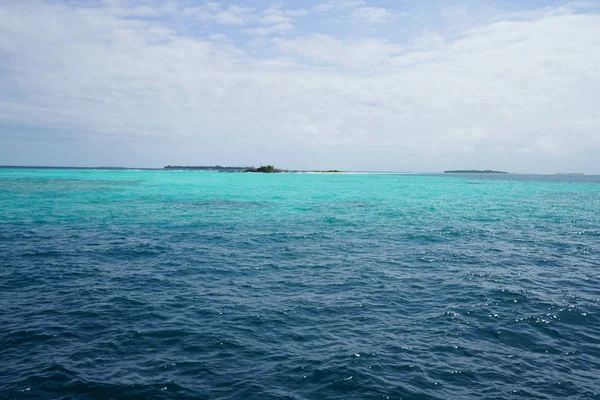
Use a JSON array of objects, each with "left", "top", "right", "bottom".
[
  {"left": 274, "top": 34, "right": 403, "bottom": 68},
  {"left": 261, "top": 13, "right": 292, "bottom": 25},
  {"left": 339, "top": 1, "right": 366, "bottom": 9},
  {"left": 312, "top": 1, "right": 365, "bottom": 14},
  {"left": 286, "top": 9, "right": 309, "bottom": 17},
  {"left": 0, "top": 1, "right": 599, "bottom": 172},
  {"left": 245, "top": 22, "right": 295, "bottom": 36},
  {"left": 180, "top": 4, "right": 307, "bottom": 36},
  {"left": 215, "top": 6, "right": 253, "bottom": 25},
  {"left": 181, "top": 3, "right": 305, "bottom": 28},
  {"left": 351, "top": 7, "right": 397, "bottom": 23},
  {"left": 312, "top": 3, "right": 335, "bottom": 13},
  {"left": 257, "top": 7, "right": 306, "bottom": 27}
]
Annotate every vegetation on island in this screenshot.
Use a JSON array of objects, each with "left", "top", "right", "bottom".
[
  {"left": 245, "top": 165, "right": 285, "bottom": 173},
  {"left": 164, "top": 165, "right": 346, "bottom": 173},
  {"left": 164, "top": 165, "right": 289, "bottom": 173},
  {"left": 444, "top": 170, "right": 507, "bottom": 174}
]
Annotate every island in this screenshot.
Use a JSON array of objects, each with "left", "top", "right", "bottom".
[
  {"left": 164, "top": 165, "right": 288, "bottom": 173},
  {"left": 444, "top": 170, "right": 507, "bottom": 174},
  {"left": 244, "top": 165, "right": 285, "bottom": 173},
  {"left": 163, "top": 165, "right": 349, "bottom": 173}
]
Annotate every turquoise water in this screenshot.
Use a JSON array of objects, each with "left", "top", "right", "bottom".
[{"left": 1, "top": 169, "right": 599, "bottom": 399}]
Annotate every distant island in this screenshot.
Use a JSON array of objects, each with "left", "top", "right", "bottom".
[
  {"left": 164, "top": 165, "right": 288, "bottom": 173},
  {"left": 163, "top": 165, "right": 356, "bottom": 173},
  {"left": 444, "top": 170, "right": 507, "bottom": 174},
  {"left": 244, "top": 165, "right": 285, "bottom": 173}
]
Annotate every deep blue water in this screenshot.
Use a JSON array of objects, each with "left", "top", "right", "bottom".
[{"left": 1, "top": 169, "right": 599, "bottom": 399}]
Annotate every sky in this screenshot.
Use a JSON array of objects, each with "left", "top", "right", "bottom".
[{"left": 1, "top": 0, "right": 599, "bottom": 173}]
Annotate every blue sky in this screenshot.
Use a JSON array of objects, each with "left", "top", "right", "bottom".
[{"left": 1, "top": 0, "right": 599, "bottom": 172}]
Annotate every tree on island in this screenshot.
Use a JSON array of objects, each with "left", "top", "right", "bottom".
[{"left": 245, "top": 165, "right": 283, "bottom": 173}]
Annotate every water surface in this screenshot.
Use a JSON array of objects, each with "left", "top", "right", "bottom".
[{"left": 1, "top": 169, "right": 599, "bottom": 399}]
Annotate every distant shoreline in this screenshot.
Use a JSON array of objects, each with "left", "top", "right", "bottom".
[
  {"left": 0, "top": 166, "right": 592, "bottom": 176},
  {"left": 0, "top": 165, "right": 162, "bottom": 171},
  {"left": 0, "top": 165, "right": 424, "bottom": 175},
  {"left": 164, "top": 165, "right": 248, "bottom": 172},
  {"left": 444, "top": 170, "right": 508, "bottom": 174}
]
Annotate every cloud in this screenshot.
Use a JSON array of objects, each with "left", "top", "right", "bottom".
[
  {"left": 0, "top": 1, "right": 599, "bottom": 172},
  {"left": 215, "top": 6, "right": 253, "bottom": 25},
  {"left": 312, "top": 1, "right": 365, "bottom": 14},
  {"left": 259, "top": 8, "right": 307, "bottom": 24},
  {"left": 351, "top": 6, "right": 397, "bottom": 23},
  {"left": 274, "top": 34, "right": 403, "bottom": 68},
  {"left": 245, "top": 23, "right": 294, "bottom": 36},
  {"left": 312, "top": 3, "right": 335, "bottom": 13},
  {"left": 243, "top": 7, "right": 308, "bottom": 35},
  {"left": 180, "top": 4, "right": 308, "bottom": 36},
  {"left": 261, "top": 13, "right": 292, "bottom": 26},
  {"left": 180, "top": 3, "right": 304, "bottom": 28},
  {"left": 338, "top": 1, "right": 366, "bottom": 9}
]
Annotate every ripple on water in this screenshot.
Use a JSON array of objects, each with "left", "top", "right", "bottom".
[{"left": 1, "top": 170, "right": 600, "bottom": 399}]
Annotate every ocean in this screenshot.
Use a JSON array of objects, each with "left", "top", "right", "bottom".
[{"left": 1, "top": 168, "right": 599, "bottom": 399}]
